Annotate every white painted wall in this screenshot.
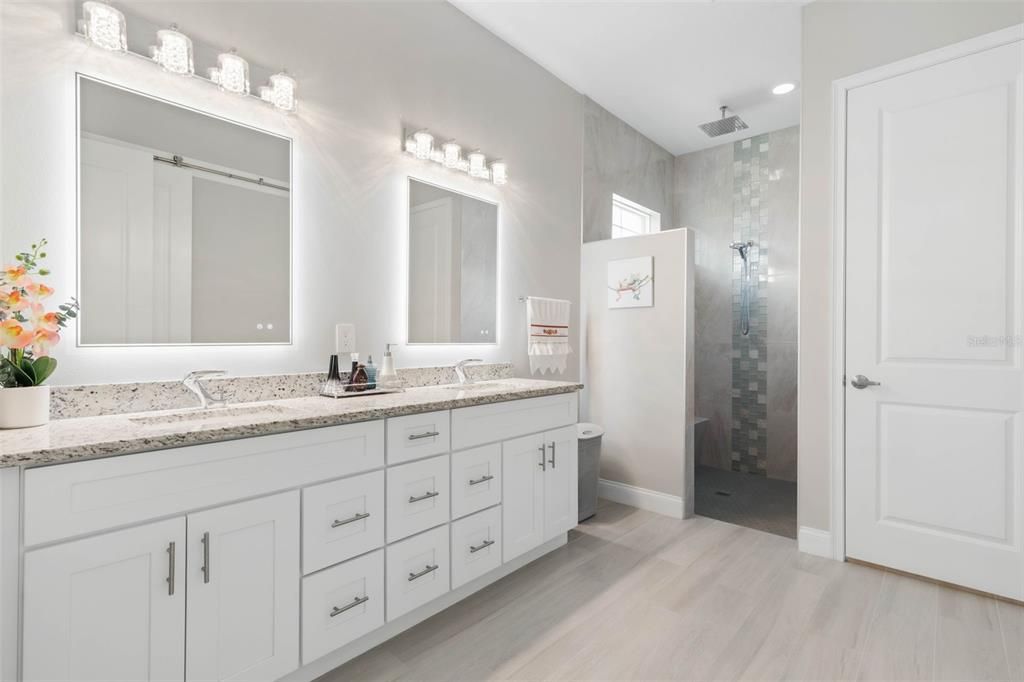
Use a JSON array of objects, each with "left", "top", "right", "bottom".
[
  {"left": 798, "top": 2, "right": 1024, "bottom": 532},
  {"left": 0, "top": 1, "right": 583, "bottom": 384},
  {"left": 581, "top": 229, "right": 694, "bottom": 511}
]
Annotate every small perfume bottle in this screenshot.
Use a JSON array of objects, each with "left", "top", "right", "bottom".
[
  {"left": 320, "top": 354, "right": 346, "bottom": 398},
  {"left": 365, "top": 356, "right": 377, "bottom": 390}
]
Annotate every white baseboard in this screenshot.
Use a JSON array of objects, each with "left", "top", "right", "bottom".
[
  {"left": 597, "top": 478, "right": 684, "bottom": 519},
  {"left": 798, "top": 526, "right": 834, "bottom": 558}
]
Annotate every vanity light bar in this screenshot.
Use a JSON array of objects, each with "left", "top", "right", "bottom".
[
  {"left": 78, "top": 1, "right": 298, "bottom": 113},
  {"left": 403, "top": 128, "right": 508, "bottom": 186}
]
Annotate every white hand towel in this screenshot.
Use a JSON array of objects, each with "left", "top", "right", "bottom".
[{"left": 527, "top": 297, "right": 572, "bottom": 375}]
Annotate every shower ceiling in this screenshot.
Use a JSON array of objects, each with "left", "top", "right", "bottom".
[{"left": 451, "top": 1, "right": 801, "bottom": 155}]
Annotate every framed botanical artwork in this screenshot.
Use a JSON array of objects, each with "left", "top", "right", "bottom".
[{"left": 607, "top": 256, "right": 654, "bottom": 308}]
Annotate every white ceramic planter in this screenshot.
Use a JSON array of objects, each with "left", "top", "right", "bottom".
[{"left": 0, "top": 385, "right": 50, "bottom": 429}]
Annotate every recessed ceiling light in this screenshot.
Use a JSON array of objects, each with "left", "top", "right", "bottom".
[{"left": 772, "top": 83, "right": 796, "bottom": 95}]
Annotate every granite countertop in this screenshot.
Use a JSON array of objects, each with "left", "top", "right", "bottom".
[{"left": 0, "top": 379, "right": 583, "bottom": 469}]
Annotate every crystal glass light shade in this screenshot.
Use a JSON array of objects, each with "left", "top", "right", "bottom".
[
  {"left": 154, "top": 26, "right": 194, "bottom": 76},
  {"left": 490, "top": 160, "right": 508, "bottom": 185},
  {"left": 413, "top": 131, "right": 433, "bottom": 160},
  {"left": 82, "top": 1, "right": 127, "bottom": 52},
  {"left": 268, "top": 72, "right": 297, "bottom": 112},
  {"left": 442, "top": 142, "right": 462, "bottom": 169},
  {"left": 217, "top": 51, "right": 249, "bottom": 95},
  {"left": 468, "top": 151, "right": 488, "bottom": 179}
]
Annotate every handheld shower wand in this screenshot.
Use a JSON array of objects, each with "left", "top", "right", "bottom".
[{"left": 731, "top": 241, "right": 754, "bottom": 336}]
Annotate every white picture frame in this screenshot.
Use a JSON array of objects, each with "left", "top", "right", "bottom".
[{"left": 607, "top": 256, "right": 654, "bottom": 308}]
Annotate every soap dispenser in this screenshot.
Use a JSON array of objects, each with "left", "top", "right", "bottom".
[{"left": 380, "top": 343, "right": 397, "bottom": 380}]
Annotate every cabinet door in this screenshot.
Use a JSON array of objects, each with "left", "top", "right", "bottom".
[
  {"left": 501, "top": 433, "right": 546, "bottom": 561},
  {"left": 543, "top": 425, "right": 579, "bottom": 540},
  {"left": 23, "top": 517, "right": 186, "bottom": 682},
  {"left": 186, "top": 491, "right": 299, "bottom": 682}
]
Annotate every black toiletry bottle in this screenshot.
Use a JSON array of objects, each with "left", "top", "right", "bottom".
[{"left": 351, "top": 364, "right": 369, "bottom": 392}]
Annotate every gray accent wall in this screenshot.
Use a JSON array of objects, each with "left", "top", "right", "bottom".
[
  {"left": 675, "top": 125, "right": 799, "bottom": 482},
  {"left": 582, "top": 97, "right": 675, "bottom": 243}
]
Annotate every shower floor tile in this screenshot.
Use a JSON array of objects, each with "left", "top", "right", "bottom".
[{"left": 694, "top": 465, "right": 796, "bottom": 538}]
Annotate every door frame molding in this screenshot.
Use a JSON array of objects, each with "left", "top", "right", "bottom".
[{"left": 827, "top": 23, "right": 1024, "bottom": 562}]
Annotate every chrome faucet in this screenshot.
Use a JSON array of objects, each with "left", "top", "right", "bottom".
[
  {"left": 182, "top": 370, "right": 228, "bottom": 409},
  {"left": 454, "top": 359, "right": 484, "bottom": 385}
]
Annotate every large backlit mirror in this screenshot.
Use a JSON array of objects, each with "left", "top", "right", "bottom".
[
  {"left": 77, "top": 76, "right": 291, "bottom": 345},
  {"left": 407, "top": 179, "right": 498, "bottom": 344}
]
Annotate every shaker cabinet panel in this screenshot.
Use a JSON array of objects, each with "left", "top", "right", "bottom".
[
  {"left": 302, "top": 470, "right": 385, "bottom": 574},
  {"left": 502, "top": 433, "right": 546, "bottom": 561},
  {"left": 542, "top": 425, "right": 579, "bottom": 541},
  {"left": 23, "top": 517, "right": 186, "bottom": 682},
  {"left": 186, "top": 491, "right": 300, "bottom": 682}
]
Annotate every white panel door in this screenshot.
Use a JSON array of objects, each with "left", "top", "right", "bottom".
[
  {"left": 409, "top": 197, "right": 454, "bottom": 342},
  {"left": 543, "top": 425, "right": 579, "bottom": 541},
  {"left": 79, "top": 137, "right": 154, "bottom": 344},
  {"left": 502, "top": 433, "right": 546, "bottom": 561},
  {"left": 845, "top": 38, "right": 1024, "bottom": 599},
  {"left": 23, "top": 517, "right": 185, "bottom": 682},
  {"left": 186, "top": 491, "right": 300, "bottom": 681}
]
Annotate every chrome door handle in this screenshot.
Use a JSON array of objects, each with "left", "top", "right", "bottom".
[
  {"left": 408, "top": 431, "right": 440, "bottom": 441},
  {"left": 850, "top": 374, "right": 881, "bottom": 390},
  {"left": 330, "top": 595, "right": 369, "bottom": 617},
  {"left": 166, "top": 541, "right": 176, "bottom": 596},
  {"left": 409, "top": 491, "right": 440, "bottom": 503},
  {"left": 468, "top": 474, "right": 494, "bottom": 486},
  {"left": 538, "top": 444, "right": 546, "bottom": 471},
  {"left": 548, "top": 441, "right": 556, "bottom": 468},
  {"left": 332, "top": 512, "right": 370, "bottom": 528},
  {"left": 408, "top": 564, "right": 439, "bottom": 581},
  {"left": 200, "top": 532, "right": 210, "bottom": 584},
  {"left": 469, "top": 539, "right": 495, "bottom": 554}
]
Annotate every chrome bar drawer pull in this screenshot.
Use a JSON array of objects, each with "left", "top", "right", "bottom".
[
  {"left": 330, "top": 595, "right": 369, "bottom": 617},
  {"left": 166, "top": 541, "right": 176, "bottom": 596},
  {"left": 548, "top": 441, "right": 556, "bottom": 468},
  {"left": 331, "top": 512, "right": 370, "bottom": 528},
  {"left": 407, "top": 431, "right": 440, "bottom": 441},
  {"left": 200, "top": 532, "right": 211, "bottom": 584},
  {"left": 408, "top": 564, "right": 439, "bottom": 581},
  {"left": 469, "top": 539, "right": 495, "bottom": 554},
  {"left": 409, "top": 491, "right": 440, "bottom": 504},
  {"left": 538, "top": 444, "right": 546, "bottom": 471},
  {"left": 468, "top": 474, "right": 494, "bottom": 486}
]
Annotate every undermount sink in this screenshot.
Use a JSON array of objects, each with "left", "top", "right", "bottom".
[
  {"left": 129, "top": 404, "right": 296, "bottom": 426},
  {"left": 443, "top": 381, "right": 511, "bottom": 392}
]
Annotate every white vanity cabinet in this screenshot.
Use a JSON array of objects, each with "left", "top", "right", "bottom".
[
  {"left": 11, "top": 389, "right": 579, "bottom": 682},
  {"left": 22, "top": 518, "right": 187, "bottom": 682},
  {"left": 186, "top": 492, "right": 300, "bottom": 682},
  {"left": 501, "top": 425, "right": 579, "bottom": 561}
]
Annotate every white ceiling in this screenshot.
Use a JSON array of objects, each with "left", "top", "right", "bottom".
[{"left": 451, "top": 1, "right": 802, "bottom": 156}]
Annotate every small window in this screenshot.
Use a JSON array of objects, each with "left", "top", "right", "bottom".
[{"left": 611, "top": 194, "right": 660, "bottom": 239}]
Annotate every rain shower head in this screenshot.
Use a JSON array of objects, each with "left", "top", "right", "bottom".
[
  {"left": 699, "top": 106, "right": 749, "bottom": 138},
  {"left": 730, "top": 240, "right": 753, "bottom": 260}
]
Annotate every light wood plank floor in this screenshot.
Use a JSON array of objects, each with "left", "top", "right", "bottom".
[{"left": 319, "top": 500, "right": 1024, "bottom": 681}]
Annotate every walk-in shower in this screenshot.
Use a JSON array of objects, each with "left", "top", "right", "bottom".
[{"left": 731, "top": 240, "right": 754, "bottom": 336}]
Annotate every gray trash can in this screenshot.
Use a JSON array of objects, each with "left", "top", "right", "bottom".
[{"left": 577, "top": 422, "right": 604, "bottom": 522}]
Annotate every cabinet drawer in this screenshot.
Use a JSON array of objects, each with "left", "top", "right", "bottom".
[
  {"left": 302, "top": 471, "right": 385, "bottom": 574},
  {"left": 386, "top": 525, "right": 450, "bottom": 621},
  {"left": 386, "top": 410, "right": 450, "bottom": 465},
  {"left": 450, "top": 506, "right": 502, "bottom": 589},
  {"left": 451, "top": 393, "right": 578, "bottom": 450},
  {"left": 23, "top": 421, "right": 385, "bottom": 547},
  {"left": 386, "top": 455, "right": 450, "bottom": 543},
  {"left": 301, "top": 550, "right": 384, "bottom": 665},
  {"left": 450, "top": 444, "right": 501, "bottom": 520}
]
